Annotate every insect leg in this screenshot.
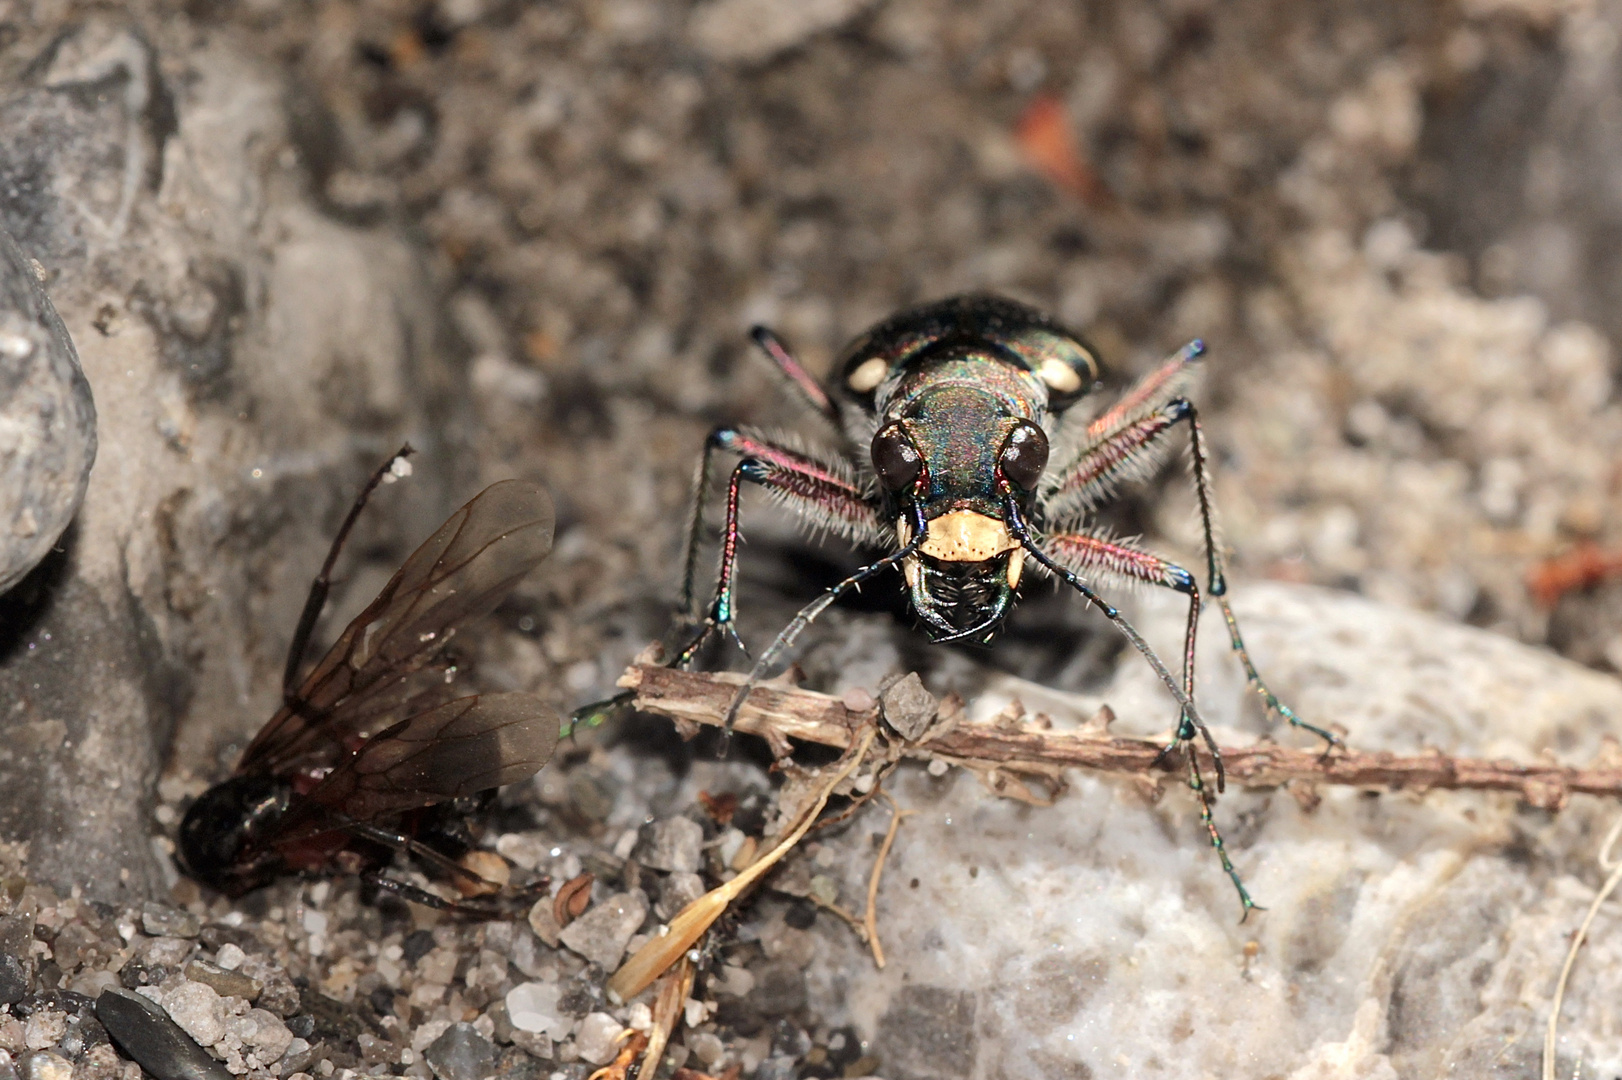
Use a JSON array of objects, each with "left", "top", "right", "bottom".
[
  {"left": 678, "top": 429, "right": 730, "bottom": 624},
  {"left": 1182, "top": 401, "right": 1341, "bottom": 752},
  {"left": 1002, "top": 497, "right": 1225, "bottom": 790},
  {"left": 1185, "top": 734, "right": 1262, "bottom": 920},
  {"left": 1044, "top": 531, "right": 1203, "bottom": 712},
  {"left": 716, "top": 509, "right": 926, "bottom": 748},
  {"left": 283, "top": 444, "right": 415, "bottom": 704},
  {"left": 749, "top": 326, "right": 841, "bottom": 427},
  {"left": 674, "top": 429, "right": 883, "bottom": 669},
  {"left": 1036, "top": 530, "right": 1259, "bottom": 916},
  {"left": 1048, "top": 387, "right": 1336, "bottom": 751},
  {"left": 360, "top": 872, "right": 526, "bottom": 917},
  {"left": 342, "top": 818, "right": 548, "bottom": 910}
]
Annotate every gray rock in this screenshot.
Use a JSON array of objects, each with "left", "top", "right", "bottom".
[
  {"left": 423, "top": 1023, "right": 494, "bottom": 1080},
  {"left": 0, "top": 227, "right": 95, "bottom": 596},
  {"left": 94, "top": 988, "right": 231, "bottom": 1080},
  {"left": 0, "top": 955, "right": 25, "bottom": 1007},
  {"left": 879, "top": 673, "right": 937, "bottom": 742},
  {"left": 158, "top": 982, "right": 224, "bottom": 1048},
  {"left": 139, "top": 905, "right": 199, "bottom": 941},
  {"left": 556, "top": 892, "right": 648, "bottom": 971},
  {"left": 570, "top": 1014, "right": 622, "bottom": 1067},
  {"left": 634, "top": 817, "right": 703, "bottom": 873},
  {"left": 0, "top": 13, "right": 455, "bottom": 900}
]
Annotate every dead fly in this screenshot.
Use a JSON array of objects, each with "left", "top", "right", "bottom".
[
  {"left": 177, "top": 449, "right": 560, "bottom": 912},
  {"left": 673, "top": 294, "right": 1337, "bottom": 915}
]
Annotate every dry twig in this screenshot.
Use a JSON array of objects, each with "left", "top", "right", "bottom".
[{"left": 620, "top": 664, "right": 1622, "bottom": 810}]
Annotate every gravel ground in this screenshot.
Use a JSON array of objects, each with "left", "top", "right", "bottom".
[{"left": 8, "top": 0, "right": 1622, "bottom": 1078}]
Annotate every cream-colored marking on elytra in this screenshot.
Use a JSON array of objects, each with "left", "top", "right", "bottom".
[
  {"left": 1036, "top": 356, "right": 1083, "bottom": 394},
  {"left": 1006, "top": 548, "right": 1024, "bottom": 588},
  {"left": 918, "top": 511, "right": 1018, "bottom": 562},
  {"left": 847, "top": 357, "right": 889, "bottom": 393}
]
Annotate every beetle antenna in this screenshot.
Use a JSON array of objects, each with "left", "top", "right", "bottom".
[{"left": 717, "top": 509, "right": 929, "bottom": 753}]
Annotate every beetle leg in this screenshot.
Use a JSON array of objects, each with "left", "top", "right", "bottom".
[
  {"left": 1183, "top": 403, "right": 1342, "bottom": 753},
  {"left": 715, "top": 506, "right": 928, "bottom": 751},
  {"left": 749, "top": 325, "right": 841, "bottom": 427},
  {"left": 360, "top": 872, "right": 543, "bottom": 917},
  {"left": 675, "top": 428, "right": 883, "bottom": 668},
  {"left": 1043, "top": 531, "right": 1202, "bottom": 710},
  {"left": 1046, "top": 386, "right": 1339, "bottom": 752},
  {"left": 1032, "top": 527, "right": 1262, "bottom": 918}
]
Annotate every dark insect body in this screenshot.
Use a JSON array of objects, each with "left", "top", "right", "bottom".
[
  {"left": 673, "top": 294, "right": 1338, "bottom": 917},
  {"left": 177, "top": 451, "right": 561, "bottom": 911}
]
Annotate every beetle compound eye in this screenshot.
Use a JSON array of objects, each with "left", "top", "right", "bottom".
[
  {"left": 871, "top": 423, "right": 923, "bottom": 491},
  {"left": 998, "top": 422, "right": 1049, "bottom": 490}
]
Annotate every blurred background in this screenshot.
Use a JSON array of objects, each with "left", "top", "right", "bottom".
[
  {"left": 9, "top": 0, "right": 1622, "bottom": 933},
  {"left": 194, "top": 0, "right": 1622, "bottom": 690}
]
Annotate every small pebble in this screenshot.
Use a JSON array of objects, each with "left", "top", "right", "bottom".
[
  {"left": 140, "top": 905, "right": 200, "bottom": 941},
  {"left": 212, "top": 946, "right": 245, "bottom": 972},
  {"left": 526, "top": 900, "right": 561, "bottom": 950},
  {"left": 879, "top": 673, "right": 937, "bottom": 741},
  {"left": 22, "top": 1013, "right": 64, "bottom": 1052},
  {"left": 237, "top": 1009, "right": 291, "bottom": 1061},
  {"left": 0, "top": 956, "right": 26, "bottom": 1006},
  {"left": 634, "top": 819, "right": 702, "bottom": 873},
  {"left": 94, "top": 989, "right": 233, "bottom": 1080},
  {"left": 16, "top": 1052, "right": 69, "bottom": 1080},
  {"left": 0, "top": 1050, "right": 15, "bottom": 1080},
  {"left": 423, "top": 1023, "right": 494, "bottom": 1080},
  {"left": 571, "top": 1014, "right": 623, "bottom": 1067},
  {"left": 687, "top": 1032, "right": 724, "bottom": 1067},
  {"left": 160, "top": 982, "right": 226, "bottom": 1047},
  {"left": 656, "top": 872, "right": 706, "bottom": 920},
  {"left": 840, "top": 687, "right": 875, "bottom": 713},
  {"left": 556, "top": 892, "right": 647, "bottom": 971},
  {"left": 141, "top": 939, "right": 194, "bottom": 969},
  {"left": 504, "top": 984, "right": 568, "bottom": 1041},
  {"left": 182, "top": 962, "right": 261, "bottom": 1003}
]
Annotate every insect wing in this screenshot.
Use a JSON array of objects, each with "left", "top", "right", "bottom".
[
  {"left": 288, "top": 693, "right": 560, "bottom": 831},
  {"left": 241, "top": 479, "right": 555, "bottom": 776}
]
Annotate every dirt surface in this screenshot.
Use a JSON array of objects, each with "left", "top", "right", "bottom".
[{"left": 9, "top": 0, "right": 1622, "bottom": 1078}]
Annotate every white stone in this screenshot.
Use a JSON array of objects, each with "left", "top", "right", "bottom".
[
  {"left": 505, "top": 983, "right": 571, "bottom": 1041},
  {"left": 792, "top": 583, "right": 1622, "bottom": 1077},
  {"left": 572, "top": 1013, "right": 625, "bottom": 1067},
  {"left": 163, "top": 981, "right": 227, "bottom": 1047}
]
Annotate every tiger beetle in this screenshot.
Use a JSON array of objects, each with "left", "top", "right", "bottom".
[{"left": 626, "top": 294, "right": 1336, "bottom": 918}]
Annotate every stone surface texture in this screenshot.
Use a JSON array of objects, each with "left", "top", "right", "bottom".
[
  {"left": 789, "top": 583, "right": 1622, "bottom": 1077},
  {"left": 0, "top": 227, "right": 95, "bottom": 595},
  {"left": 0, "top": 14, "right": 464, "bottom": 898}
]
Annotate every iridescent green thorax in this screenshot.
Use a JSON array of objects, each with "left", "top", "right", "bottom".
[{"left": 883, "top": 353, "right": 1046, "bottom": 518}]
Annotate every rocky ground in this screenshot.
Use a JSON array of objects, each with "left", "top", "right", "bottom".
[{"left": 7, "top": 0, "right": 1622, "bottom": 1077}]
